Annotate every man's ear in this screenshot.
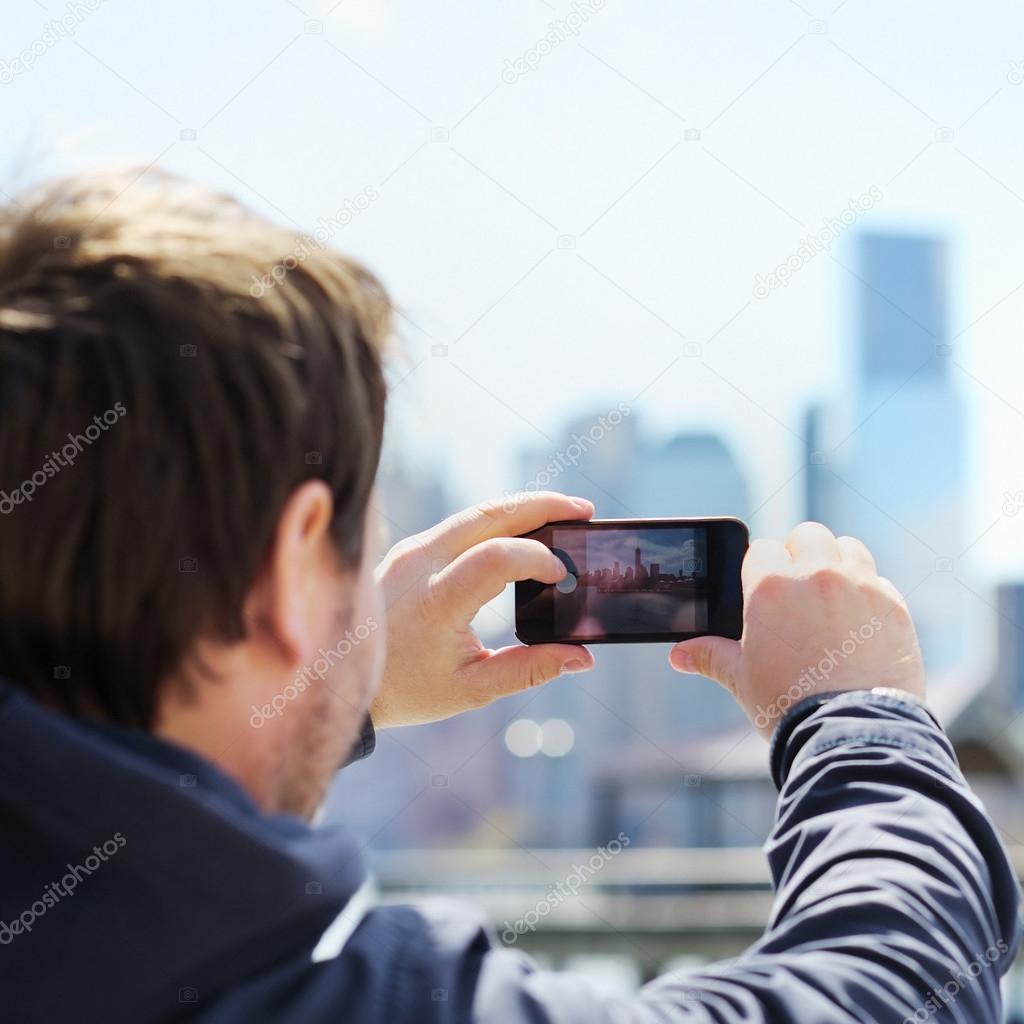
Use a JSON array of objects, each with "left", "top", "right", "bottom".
[{"left": 245, "top": 480, "right": 337, "bottom": 667}]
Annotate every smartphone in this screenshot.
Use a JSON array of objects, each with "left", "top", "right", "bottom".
[{"left": 515, "top": 517, "right": 748, "bottom": 644}]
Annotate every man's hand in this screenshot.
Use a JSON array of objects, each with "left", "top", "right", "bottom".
[
  {"left": 370, "top": 492, "right": 596, "bottom": 729},
  {"left": 669, "top": 522, "right": 925, "bottom": 738}
]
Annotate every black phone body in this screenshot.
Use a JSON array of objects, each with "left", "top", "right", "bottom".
[{"left": 515, "top": 517, "right": 748, "bottom": 645}]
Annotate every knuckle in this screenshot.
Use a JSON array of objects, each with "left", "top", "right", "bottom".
[
  {"left": 748, "top": 571, "right": 787, "bottom": 604},
  {"left": 692, "top": 648, "right": 714, "bottom": 679},
  {"left": 807, "top": 565, "right": 846, "bottom": 594},
  {"left": 472, "top": 537, "right": 508, "bottom": 575},
  {"left": 436, "top": 504, "right": 484, "bottom": 539},
  {"left": 477, "top": 499, "right": 505, "bottom": 525},
  {"left": 527, "top": 660, "right": 554, "bottom": 689},
  {"left": 387, "top": 536, "right": 427, "bottom": 572},
  {"left": 500, "top": 491, "right": 530, "bottom": 513}
]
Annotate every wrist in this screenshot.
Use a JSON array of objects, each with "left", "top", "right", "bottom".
[{"left": 768, "top": 686, "right": 938, "bottom": 790}]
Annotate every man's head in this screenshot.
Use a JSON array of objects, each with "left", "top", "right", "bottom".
[{"left": 0, "top": 170, "right": 389, "bottom": 817}]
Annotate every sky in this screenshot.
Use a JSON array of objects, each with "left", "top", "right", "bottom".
[{"left": 6, "top": 0, "right": 1024, "bottom": 586}]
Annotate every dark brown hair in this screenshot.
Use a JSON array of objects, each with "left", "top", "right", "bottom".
[{"left": 0, "top": 170, "right": 389, "bottom": 728}]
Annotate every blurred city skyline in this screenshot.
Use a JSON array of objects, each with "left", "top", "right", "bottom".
[
  {"left": 6, "top": 0, "right": 1024, "bottom": 846},
  {"left": 340, "top": 225, "right": 1007, "bottom": 853},
  {"left": 6, "top": 0, "right": 1024, "bottom": 590}
]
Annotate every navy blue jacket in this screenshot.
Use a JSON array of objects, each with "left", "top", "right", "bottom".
[{"left": 0, "top": 681, "right": 1019, "bottom": 1023}]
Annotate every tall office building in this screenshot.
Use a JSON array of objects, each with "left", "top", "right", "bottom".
[
  {"left": 858, "top": 234, "right": 949, "bottom": 381},
  {"left": 810, "top": 233, "right": 966, "bottom": 669}
]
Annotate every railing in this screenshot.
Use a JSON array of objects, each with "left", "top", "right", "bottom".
[{"left": 371, "top": 846, "right": 1024, "bottom": 1004}]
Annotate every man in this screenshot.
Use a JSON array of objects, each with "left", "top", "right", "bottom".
[{"left": 0, "top": 170, "right": 1017, "bottom": 1024}]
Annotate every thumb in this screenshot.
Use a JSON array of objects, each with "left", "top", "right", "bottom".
[
  {"left": 669, "top": 636, "right": 741, "bottom": 692},
  {"left": 468, "top": 644, "right": 594, "bottom": 703}
]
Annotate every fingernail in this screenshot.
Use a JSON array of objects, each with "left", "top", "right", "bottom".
[
  {"left": 571, "top": 498, "right": 593, "bottom": 512},
  {"left": 562, "top": 658, "right": 590, "bottom": 674},
  {"left": 670, "top": 648, "right": 693, "bottom": 673}
]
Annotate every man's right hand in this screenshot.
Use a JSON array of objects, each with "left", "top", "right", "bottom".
[{"left": 669, "top": 521, "right": 926, "bottom": 738}]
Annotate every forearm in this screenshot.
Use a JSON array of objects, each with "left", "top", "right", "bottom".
[{"left": 631, "top": 691, "right": 1021, "bottom": 1022}]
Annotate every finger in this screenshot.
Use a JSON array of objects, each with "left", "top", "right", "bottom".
[
  {"left": 669, "top": 637, "right": 741, "bottom": 693},
  {"left": 741, "top": 538, "right": 791, "bottom": 593},
  {"left": 423, "top": 492, "right": 594, "bottom": 561},
  {"left": 467, "top": 643, "right": 594, "bottom": 702},
  {"left": 837, "top": 535, "right": 877, "bottom": 575},
  {"left": 786, "top": 521, "right": 841, "bottom": 568},
  {"left": 431, "top": 537, "right": 567, "bottom": 625}
]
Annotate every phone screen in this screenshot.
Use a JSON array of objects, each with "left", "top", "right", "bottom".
[{"left": 515, "top": 518, "right": 747, "bottom": 644}]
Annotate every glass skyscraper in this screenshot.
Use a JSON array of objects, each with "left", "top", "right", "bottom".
[{"left": 809, "top": 232, "right": 965, "bottom": 670}]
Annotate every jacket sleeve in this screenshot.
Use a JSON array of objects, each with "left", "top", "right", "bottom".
[{"left": 409, "top": 691, "right": 1021, "bottom": 1024}]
